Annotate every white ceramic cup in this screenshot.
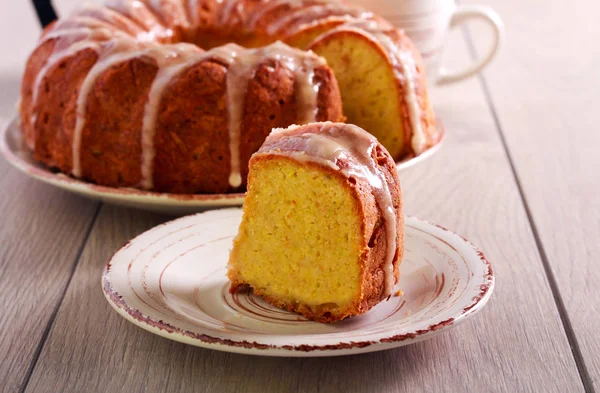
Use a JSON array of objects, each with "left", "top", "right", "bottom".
[{"left": 350, "top": 0, "right": 504, "bottom": 85}]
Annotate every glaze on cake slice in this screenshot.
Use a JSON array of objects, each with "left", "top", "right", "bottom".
[{"left": 227, "top": 122, "right": 404, "bottom": 323}]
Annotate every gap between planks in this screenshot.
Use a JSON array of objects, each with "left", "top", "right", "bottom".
[
  {"left": 461, "top": 27, "right": 596, "bottom": 393},
  {"left": 17, "top": 203, "right": 104, "bottom": 393}
]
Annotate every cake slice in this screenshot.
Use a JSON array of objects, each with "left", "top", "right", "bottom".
[
  {"left": 227, "top": 122, "right": 403, "bottom": 323},
  {"left": 307, "top": 19, "right": 438, "bottom": 160}
]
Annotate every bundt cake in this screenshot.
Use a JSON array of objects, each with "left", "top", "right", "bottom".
[
  {"left": 20, "top": 0, "right": 438, "bottom": 194},
  {"left": 227, "top": 122, "right": 403, "bottom": 323}
]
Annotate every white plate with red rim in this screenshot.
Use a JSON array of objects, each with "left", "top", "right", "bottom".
[
  {"left": 0, "top": 116, "right": 444, "bottom": 215},
  {"left": 102, "top": 207, "right": 493, "bottom": 357}
]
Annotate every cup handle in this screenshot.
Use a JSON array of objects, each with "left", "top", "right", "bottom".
[{"left": 436, "top": 4, "right": 503, "bottom": 85}]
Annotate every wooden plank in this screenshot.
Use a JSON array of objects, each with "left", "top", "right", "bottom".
[
  {"left": 465, "top": 0, "right": 600, "bottom": 389},
  {"left": 0, "top": 155, "right": 99, "bottom": 393},
  {"left": 22, "top": 32, "right": 583, "bottom": 393},
  {"left": 0, "top": 3, "right": 100, "bottom": 389}
]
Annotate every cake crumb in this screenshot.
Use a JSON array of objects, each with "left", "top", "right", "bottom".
[{"left": 394, "top": 289, "right": 404, "bottom": 297}]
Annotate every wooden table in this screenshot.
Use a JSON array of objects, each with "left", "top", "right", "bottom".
[{"left": 0, "top": 1, "right": 597, "bottom": 392}]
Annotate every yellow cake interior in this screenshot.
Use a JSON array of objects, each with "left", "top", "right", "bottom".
[
  {"left": 228, "top": 157, "right": 363, "bottom": 315},
  {"left": 309, "top": 34, "right": 406, "bottom": 159}
]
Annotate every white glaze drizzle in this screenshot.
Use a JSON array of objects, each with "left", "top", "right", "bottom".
[
  {"left": 187, "top": 0, "right": 200, "bottom": 25},
  {"left": 139, "top": 43, "right": 252, "bottom": 189},
  {"left": 266, "top": 3, "right": 366, "bottom": 35},
  {"left": 140, "top": 43, "right": 209, "bottom": 188},
  {"left": 72, "top": 37, "right": 143, "bottom": 177},
  {"left": 55, "top": 15, "right": 118, "bottom": 31},
  {"left": 285, "top": 13, "right": 370, "bottom": 38},
  {"left": 218, "top": 0, "right": 241, "bottom": 25},
  {"left": 245, "top": 0, "right": 306, "bottom": 29},
  {"left": 224, "top": 41, "right": 325, "bottom": 188},
  {"left": 259, "top": 122, "right": 398, "bottom": 296},
  {"left": 77, "top": 4, "right": 147, "bottom": 36},
  {"left": 106, "top": 0, "right": 175, "bottom": 43},
  {"left": 28, "top": 27, "right": 110, "bottom": 149},
  {"left": 325, "top": 19, "right": 426, "bottom": 154},
  {"left": 27, "top": 2, "right": 328, "bottom": 188},
  {"left": 148, "top": 0, "right": 191, "bottom": 29}
]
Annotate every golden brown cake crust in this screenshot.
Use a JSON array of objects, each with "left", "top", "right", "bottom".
[{"left": 228, "top": 122, "right": 403, "bottom": 323}]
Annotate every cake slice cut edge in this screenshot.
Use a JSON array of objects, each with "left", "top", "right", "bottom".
[{"left": 227, "top": 122, "right": 404, "bottom": 323}]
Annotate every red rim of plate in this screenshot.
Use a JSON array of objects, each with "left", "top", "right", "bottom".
[{"left": 101, "top": 210, "right": 492, "bottom": 356}]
